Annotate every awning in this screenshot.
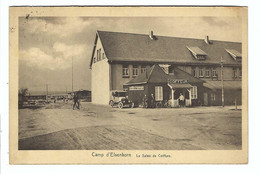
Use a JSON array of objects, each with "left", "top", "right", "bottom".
[
  {"left": 168, "top": 83, "right": 192, "bottom": 89},
  {"left": 204, "top": 80, "right": 242, "bottom": 90}
]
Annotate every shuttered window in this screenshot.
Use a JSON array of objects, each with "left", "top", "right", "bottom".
[
  {"left": 155, "top": 86, "right": 163, "bottom": 101},
  {"left": 191, "top": 86, "right": 197, "bottom": 99}
]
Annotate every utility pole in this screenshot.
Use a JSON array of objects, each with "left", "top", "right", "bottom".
[
  {"left": 46, "top": 84, "right": 48, "bottom": 102},
  {"left": 72, "top": 57, "right": 74, "bottom": 93},
  {"left": 221, "top": 56, "right": 224, "bottom": 107}
]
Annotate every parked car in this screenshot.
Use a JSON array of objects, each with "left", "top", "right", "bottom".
[{"left": 109, "top": 90, "right": 134, "bottom": 109}]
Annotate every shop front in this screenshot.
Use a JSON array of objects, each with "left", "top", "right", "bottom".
[
  {"left": 124, "top": 64, "right": 204, "bottom": 108},
  {"left": 167, "top": 81, "right": 193, "bottom": 107}
]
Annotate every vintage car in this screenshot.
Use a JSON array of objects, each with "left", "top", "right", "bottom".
[{"left": 109, "top": 90, "right": 134, "bottom": 109}]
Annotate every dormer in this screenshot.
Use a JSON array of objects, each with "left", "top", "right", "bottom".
[
  {"left": 159, "top": 64, "right": 170, "bottom": 74},
  {"left": 187, "top": 46, "right": 207, "bottom": 60},
  {"left": 225, "top": 49, "right": 242, "bottom": 62}
]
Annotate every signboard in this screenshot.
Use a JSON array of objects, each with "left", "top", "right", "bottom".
[
  {"left": 168, "top": 79, "right": 188, "bottom": 84},
  {"left": 129, "top": 86, "right": 144, "bottom": 91}
]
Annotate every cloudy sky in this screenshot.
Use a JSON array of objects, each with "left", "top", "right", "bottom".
[{"left": 19, "top": 16, "right": 242, "bottom": 93}]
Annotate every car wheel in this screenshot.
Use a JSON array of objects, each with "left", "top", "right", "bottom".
[
  {"left": 118, "top": 102, "right": 123, "bottom": 109},
  {"left": 109, "top": 100, "right": 114, "bottom": 107}
]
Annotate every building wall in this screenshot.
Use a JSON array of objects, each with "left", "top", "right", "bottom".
[
  {"left": 111, "top": 63, "right": 151, "bottom": 90},
  {"left": 126, "top": 84, "right": 149, "bottom": 106},
  {"left": 91, "top": 37, "right": 111, "bottom": 105},
  {"left": 177, "top": 65, "right": 242, "bottom": 81},
  {"left": 204, "top": 88, "right": 242, "bottom": 106}
]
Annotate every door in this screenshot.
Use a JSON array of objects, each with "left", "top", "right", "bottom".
[{"left": 203, "top": 92, "right": 208, "bottom": 106}]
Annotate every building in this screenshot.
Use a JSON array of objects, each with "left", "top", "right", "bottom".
[
  {"left": 68, "top": 90, "right": 92, "bottom": 102},
  {"left": 124, "top": 64, "right": 204, "bottom": 107},
  {"left": 90, "top": 30, "right": 242, "bottom": 106}
]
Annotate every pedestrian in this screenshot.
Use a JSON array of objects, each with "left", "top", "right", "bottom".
[
  {"left": 73, "top": 93, "right": 80, "bottom": 110},
  {"left": 150, "top": 93, "right": 155, "bottom": 108},
  {"left": 143, "top": 94, "right": 148, "bottom": 108},
  {"left": 179, "top": 93, "right": 185, "bottom": 107}
]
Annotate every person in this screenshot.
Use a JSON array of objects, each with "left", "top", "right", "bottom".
[
  {"left": 73, "top": 93, "right": 80, "bottom": 110},
  {"left": 143, "top": 94, "right": 148, "bottom": 108},
  {"left": 179, "top": 93, "right": 185, "bottom": 107},
  {"left": 150, "top": 93, "right": 155, "bottom": 108}
]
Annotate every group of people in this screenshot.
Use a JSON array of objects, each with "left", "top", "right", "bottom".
[
  {"left": 142, "top": 93, "right": 186, "bottom": 108},
  {"left": 142, "top": 93, "right": 155, "bottom": 108}
]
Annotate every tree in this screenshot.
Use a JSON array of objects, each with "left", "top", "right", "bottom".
[{"left": 18, "top": 88, "right": 28, "bottom": 108}]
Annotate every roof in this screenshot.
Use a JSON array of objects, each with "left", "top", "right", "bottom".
[
  {"left": 187, "top": 46, "right": 207, "bottom": 56},
  {"left": 203, "top": 80, "right": 242, "bottom": 90},
  {"left": 93, "top": 30, "right": 242, "bottom": 67},
  {"left": 125, "top": 64, "right": 204, "bottom": 85},
  {"left": 225, "top": 49, "right": 242, "bottom": 60},
  {"left": 168, "top": 83, "right": 192, "bottom": 89}
]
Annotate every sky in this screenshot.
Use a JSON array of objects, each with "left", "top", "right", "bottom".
[{"left": 19, "top": 16, "right": 242, "bottom": 94}]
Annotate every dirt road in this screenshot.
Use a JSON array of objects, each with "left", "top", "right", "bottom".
[{"left": 19, "top": 101, "right": 242, "bottom": 150}]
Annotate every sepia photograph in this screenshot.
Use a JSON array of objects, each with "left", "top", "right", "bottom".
[{"left": 9, "top": 6, "right": 248, "bottom": 164}]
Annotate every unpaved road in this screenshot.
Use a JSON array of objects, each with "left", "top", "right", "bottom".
[{"left": 19, "top": 101, "right": 242, "bottom": 150}]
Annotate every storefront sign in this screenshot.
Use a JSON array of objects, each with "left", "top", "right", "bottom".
[
  {"left": 168, "top": 79, "right": 188, "bottom": 84},
  {"left": 129, "top": 86, "right": 144, "bottom": 91}
]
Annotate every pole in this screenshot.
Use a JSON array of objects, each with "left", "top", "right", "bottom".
[
  {"left": 72, "top": 57, "right": 73, "bottom": 93},
  {"left": 46, "top": 84, "right": 48, "bottom": 102},
  {"left": 235, "top": 97, "right": 237, "bottom": 110},
  {"left": 221, "top": 56, "right": 224, "bottom": 107}
]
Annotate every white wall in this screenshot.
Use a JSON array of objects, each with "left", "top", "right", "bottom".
[{"left": 91, "top": 37, "right": 110, "bottom": 105}]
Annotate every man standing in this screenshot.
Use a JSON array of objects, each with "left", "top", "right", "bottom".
[
  {"left": 179, "top": 93, "right": 185, "bottom": 107},
  {"left": 73, "top": 93, "right": 80, "bottom": 110},
  {"left": 143, "top": 94, "right": 148, "bottom": 108},
  {"left": 150, "top": 93, "right": 155, "bottom": 108}
]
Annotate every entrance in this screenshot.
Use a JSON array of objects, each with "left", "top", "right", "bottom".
[{"left": 168, "top": 84, "right": 192, "bottom": 107}]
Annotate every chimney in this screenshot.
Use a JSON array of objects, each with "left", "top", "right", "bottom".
[
  {"left": 149, "top": 30, "right": 154, "bottom": 40},
  {"left": 205, "top": 35, "right": 212, "bottom": 44}
]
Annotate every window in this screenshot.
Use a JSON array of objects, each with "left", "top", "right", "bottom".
[
  {"left": 212, "top": 68, "right": 217, "bottom": 77},
  {"left": 211, "top": 93, "right": 216, "bottom": 101},
  {"left": 191, "top": 86, "right": 197, "bottom": 99},
  {"left": 133, "top": 65, "right": 139, "bottom": 77},
  {"left": 122, "top": 65, "right": 129, "bottom": 77},
  {"left": 155, "top": 86, "right": 163, "bottom": 101},
  {"left": 199, "top": 67, "right": 204, "bottom": 77},
  {"left": 239, "top": 67, "right": 242, "bottom": 78},
  {"left": 232, "top": 67, "right": 237, "bottom": 79},
  {"left": 141, "top": 65, "right": 146, "bottom": 74},
  {"left": 96, "top": 50, "right": 99, "bottom": 61},
  {"left": 97, "top": 49, "right": 101, "bottom": 61},
  {"left": 191, "top": 67, "right": 196, "bottom": 77},
  {"left": 205, "top": 68, "right": 210, "bottom": 77},
  {"left": 102, "top": 53, "right": 105, "bottom": 59}
]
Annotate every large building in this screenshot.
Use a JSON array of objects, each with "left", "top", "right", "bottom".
[{"left": 90, "top": 30, "right": 242, "bottom": 106}]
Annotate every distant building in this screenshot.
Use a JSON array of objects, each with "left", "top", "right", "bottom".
[
  {"left": 90, "top": 30, "right": 242, "bottom": 106},
  {"left": 69, "top": 90, "right": 91, "bottom": 102}
]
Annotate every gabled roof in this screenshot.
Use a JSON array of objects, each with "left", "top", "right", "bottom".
[
  {"left": 94, "top": 30, "right": 242, "bottom": 66},
  {"left": 125, "top": 64, "right": 203, "bottom": 85}
]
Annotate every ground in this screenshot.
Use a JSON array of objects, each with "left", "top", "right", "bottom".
[{"left": 18, "top": 101, "right": 242, "bottom": 150}]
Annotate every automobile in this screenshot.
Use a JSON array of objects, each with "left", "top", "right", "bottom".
[{"left": 109, "top": 90, "right": 134, "bottom": 109}]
